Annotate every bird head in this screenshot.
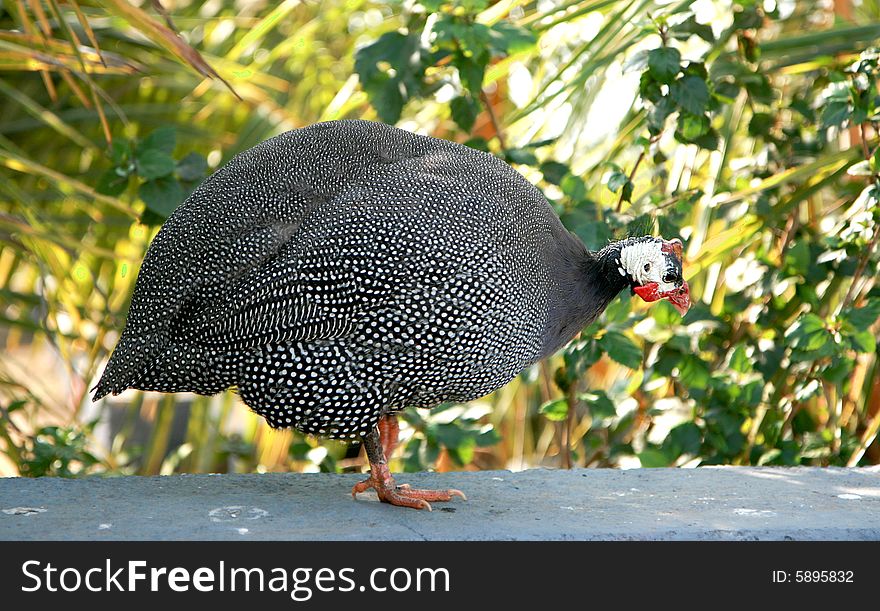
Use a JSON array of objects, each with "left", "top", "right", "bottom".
[{"left": 615, "top": 236, "right": 690, "bottom": 316}]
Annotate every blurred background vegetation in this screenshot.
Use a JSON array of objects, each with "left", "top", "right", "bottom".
[{"left": 1, "top": 0, "right": 880, "bottom": 478}]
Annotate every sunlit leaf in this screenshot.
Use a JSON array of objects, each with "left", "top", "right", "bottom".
[
  {"left": 647, "top": 47, "right": 681, "bottom": 83},
  {"left": 598, "top": 330, "right": 642, "bottom": 369}
]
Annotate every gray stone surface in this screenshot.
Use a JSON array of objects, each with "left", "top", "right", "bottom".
[{"left": 1, "top": 467, "right": 879, "bottom": 541}]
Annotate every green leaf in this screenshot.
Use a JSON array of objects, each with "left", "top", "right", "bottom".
[
  {"left": 647, "top": 47, "right": 681, "bottom": 83},
  {"left": 598, "top": 330, "right": 642, "bottom": 369},
  {"left": 757, "top": 448, "right": 781, "bottom": 466},
  {"left": 821, "top": 358, "right": 854, "bottom": 384},
  {"left": 821, "top": 100, "right": 851, "bottom": 129},
  {"left": 463, "top": 136, "right": 489, "bottom": 151},
  {"left": 455, "top": 51, "right": 487, "bottom": 95},
  {"left": 622, "top": 180, "right": 634, "bottom": 202},
  {"left": 435, "top": 16, "right": 492, "bottom": 57},
  {"left": 138, "top": 126, "right": 176, "bottom": 156},
  {"left": 476, "top": 426, "right": 501, "bottom": 447},
  {"left": 637, "top": 448, "right": 670, "bottom": 468},
  {"left": 110, "top": 139, "right": 131, "bottom": 164},
  {"left": 561, "top": 173, "right": 587, "bottom": 201},
  {"left": 845, "top": 327, "right": 876, "bottom": 353},
  {"left": 743, "top": 73, "right": 774, "bottom": 105},
  {"left": 136, "top": 149, "right": 176, "bottom": 180},
  {"left": 683, "top": 61, "right": 708, "bottom": 80},
  {"left": 689, "top": 127, "right": 720, "bottom": 150},
  {"left": 748, "top": 112, "right": 775, "bottom": 137},
  {"left": 139, "top": 177, "right": 184, "bottom": 218},
  {"left": 729, "top": 344, "right": 752, "bottom": 373},
  {"left": 355, "top": 31, "right": 425, "bottom": 123},
  {"left": 539, "top": 398, "right": 569, "bottom": 422},
  {"left": 540, "top": 161, "right": 569, "bottom": 186},
  {"left": 652, "top": 300, "right": 681, "bottom": 326},
  {"left": 639, "top": 71, "right": 663, "bottom": 104},
  {"left": 714, "top": 80, "right": 740, "bottom": 103},
  {"left": 606, "top": 170, "right": 629, "bottom": 193},
  {"left": 288, "top": 441, "right": 311, "bottom": 460},
  {"left": 504, "top": 148, "right": 538, "bottom": 165},
  {"left": 790, "top": 95, "right": 815, "bottom": 121},
  {"left": 784, "top": 240, "right": 809, "bottom": 275},
  {"left": 458, "top": 0, "right": 489, "bottom": 11},
  {"left": 669, "top": 15, "right": 715, "bottom": 43},
  {"left": 733, "top": 5, "right": 764, "bottom": 30},
  {"left": 450, "top": 95, "right": 479, "bottom": 132},
  {"left": 671, "top": 75, "right": 710, "bottom": 115},
  {"left": 488, "top": 21, "right": 537, "bottom": 55},
  {"left": 785, "top": 313, "right": 830, "bottom": 351},
  {"left": 448, "top": 438, "right": 477, "bottom": 466},
  {"left": 579, "top": 390, "right": 616, "bottom": 420},
  {"left": 677, "top": 355, "right": 710, "bottom": 389},
  {"left": 872, "top": 147, "right": 880, "bottom": 172},
  {"left": 176, "top": 152, "right": 208, "bottom": 182},
  {"left": 668, "top": 422, "right": 702, "bottom": 455},
  {"left": 648, "top": 96, "right": 675, "bottom": 134},
  {"left": 842, "top": 299, "right": 880, "bottom": 328},
  {"left": 7, "top": 399, "right": 27, "bottom": 413},
  {"left": 96, "top": 168, "right": 129, "bottom": 196},
  {"left": 678, "top": 112, "right": 710, "bottom": 139},
  {"left": 564, "top": 205, "right": 611, "bottom": 250},
  {"left": 367, "top": 81, "right": 405, "bottom": 124},
  {"left": 603, "top": 292, "right": 631, "bottom": 323}
]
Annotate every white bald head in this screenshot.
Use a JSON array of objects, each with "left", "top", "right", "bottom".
[{"left": 617, "top": 238, "right": 682, "bottom": 294}]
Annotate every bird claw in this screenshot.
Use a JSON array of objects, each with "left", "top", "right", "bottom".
[{"left": 352, "top": 465, "right": 467, "bottom": 510}]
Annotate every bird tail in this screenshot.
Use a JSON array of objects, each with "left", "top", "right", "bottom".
[
  {"left": 93, "top": 334, "right": 236, "bottom": 400},
  {"left": 92, "top": 332, "right": 166, "bottom": 400}
]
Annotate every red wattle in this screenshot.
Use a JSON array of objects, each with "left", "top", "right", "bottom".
[{"left": 633, "top": 282, "right": 661, "bottom": 302}]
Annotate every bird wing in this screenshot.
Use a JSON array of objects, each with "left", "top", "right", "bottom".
[{"left": 177, "top": 230, "right": 367, "bottom": 349}]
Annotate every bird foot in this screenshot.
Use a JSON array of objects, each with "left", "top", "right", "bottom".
[{"left": 351, "top": 463, "right": 466, "bottom": 511}]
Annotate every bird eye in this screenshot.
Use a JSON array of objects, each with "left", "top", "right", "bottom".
[{"left": 643, "top": 263, "right": 651, "bottom": 272}]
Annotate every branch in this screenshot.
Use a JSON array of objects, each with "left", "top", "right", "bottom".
[
  {"left": 616, "top": 134, "right": 660, "bottom": 213},
  {"left": 480, "top": 90, "right": 507, "bottom": 151}
]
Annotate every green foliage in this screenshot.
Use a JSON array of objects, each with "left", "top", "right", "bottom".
[
  {"left": 647, "top": 47, "right": 681, "bottom": 83},
  {"left": 539, "top": 398, "right": 569, "bottom": 422},
  {"left": 597, "top": 330, "right": 642, "bottom": 370},
  {"left": 401, "top": 403, "right": 500, "bottom": 470},
  {"left": 96, "top": 126, "right": 209, "bottom": 224},
  {"left": 354, "top": 1, "right": 534, "bottom": 126},
  {"left": 354, "top": 31, "right": 427, "bottom": 124},
  {"left": 10, "top": 421, "right": 101, "bottom": 477}
]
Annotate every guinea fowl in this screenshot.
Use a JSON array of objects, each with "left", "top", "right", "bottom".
[{"left": 94, "top": 120, "right": 690, "bottom": 510}]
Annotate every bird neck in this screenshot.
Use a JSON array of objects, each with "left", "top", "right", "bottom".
[
  {"left": 580, "top": 239, "right": 632, "bottom": 310},
  {"left": 539, "top": 235, "right": 631, "bottom": 359}
]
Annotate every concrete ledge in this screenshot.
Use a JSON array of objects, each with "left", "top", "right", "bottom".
[{"left": 1, "top": 467, "right": 879, "bottom": 541}]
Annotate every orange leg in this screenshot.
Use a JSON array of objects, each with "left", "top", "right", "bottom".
[
  {"left": 378, "top": 413, "right": 400, "bottom": 459},
  {"left": 352, "top": 416, "right": 467, "bottom": 511}
]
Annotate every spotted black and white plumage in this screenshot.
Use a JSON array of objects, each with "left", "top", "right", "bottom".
[{"left": 94, "top": 120, "right": 673, "bottom": 440}]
